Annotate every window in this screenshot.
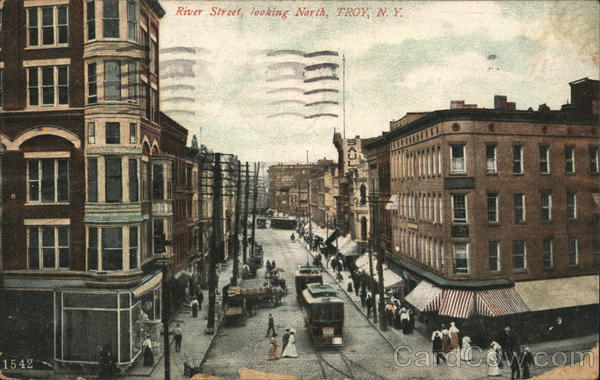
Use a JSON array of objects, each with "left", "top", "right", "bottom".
[
  {"left": 489, "top": 241, "right": 500, "bottom": 272},
  {"left": 86, "top": 0, "right": 95, "bottom": 40},
  {"left": 128, "top": 63, "right": 137, "bottom": 102},
  {"left": 539, "top": 145, "right": 550, "bottom": 174},
  {"left": 150, "top": 39, "right": 158, "bottom": 74},
  {"left": 87, "top": 122, "right": 96, "bottom": 144},
  {"left": 129, "top": 123, "right": 137, "bottom": 144},
  {"left": 140, "top": 79, "right": 148, "bottom": 117},
  {"left": 487, "top": 194, "right": 498, "bottom": 223},
  {"left": 565, "top": 146, "right": 575, "bottom": 174},
  {"left": 105, "top": 156, "right": 122, "bottom": 203},
  {"left": 27, "top": 5, "right": 69, "bottom": 47},
  {"left": 87, "top": 158, "right": 98, "bottom": 202},
  {"left": 141, "top": 28, "right": 149, "bottom": 63},
  {"left": 104, "top": 61, "right": 121, "bottom": 100},
  {"left": 87, "top": 62, "right": 97, "bottom": 103},
  {"left": 453, "top": 243, "right": 468, "bottom": 274},
  {"left": 28, "top": 226, "right": 69, "bottom": 269},
  {"left": 149, "top": 87, "right": 158, "bottom": 121},
  {"left": 593, "top": 239, "right": 600, "bottom": 266},
  {"left": 485, "top": 145, "right": 497, "bottom": 174},
  {"left": 567, "top": 192, "right": 577, "bottom": 219},
  {"left": 127, "top": 0, "right": 137, "bottom": 41},
  {"left": 514, "top": 194, "right": 525, "bottom": 223},
  {"left": 106, "top": 122, "right": 120, "bottom": 144},
  {"left": 512, "top": 240, "right": 526, "bottom": 270},
  {"left": 152, "top": 164, "right": 164, "bottom": 199},
  {"left": 513, "top": 145, "right": 523, "bottom": 174},
  {"left": 102, "top": 227, "right": 122, "bottom": 270},
  {"left": 88, "top": 227, "right": 98, "bottom": 270},
  {"left": 27, "top": 66, "right": 69, "bottom": 106},
  {"left": 543, "top": 238, "right": 553, "bottom": 268},
  {"left": 129, "top": 226, "right": 138, "bottom": 269},
  {"left": 541, "top": 193, "right": 552, "bottom": 222},
  {"left": 451, "top": 194, "right": 467, "bottom": 223},
  {"left": 590, "top": 146, "right": 599, "bottom": 174},
  {"left": 568, "top": 239, "right": 578, "bottom": 266},
  {"left": 153, "top": 219, "right": 165, "bottom": 254},
  {"left": 450, "top": 145, "right": 465, "bottom": 173},
  {"left": 129, "top": 159, "right": 138, "bottom": 202},
  {"left": 103, "top": 0, "right": 119, "bottom": 38},
  {"left": 28, "top": 158, "right": 69, "bottom": 203}
]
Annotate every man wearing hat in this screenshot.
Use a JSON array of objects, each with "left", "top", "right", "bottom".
[{"left": 282, "top": 327, "right": 291, "bottom": 354}]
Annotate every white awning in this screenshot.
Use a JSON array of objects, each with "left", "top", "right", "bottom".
[
  {"left": 373, "top": 268, "right": 403, "bottom": 288},
  {"left": 405, "top": 280, "right": 443, "bottom": 312},
  {"left": 515, "top": 275, "right": 599, "bottom": 312},
  {"left": 133, "top": 271, "right": 163, "bottom": 297},
  {"left": 385, "top": 194, "right": 400, "bottom": 211}
]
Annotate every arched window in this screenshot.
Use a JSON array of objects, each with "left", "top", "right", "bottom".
[{"left": 360, "top": 217, "right": 368, "bottom": 241}]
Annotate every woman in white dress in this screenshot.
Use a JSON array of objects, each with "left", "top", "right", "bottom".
[
  {"left": 486, "top": 344, "right": 501, "bottom": 376},
  {"left": 282, "top": 329, "right": 298, "bottom": 358},
  {"left": 460, "top": 336, "right": 472, "bottom": 362}
]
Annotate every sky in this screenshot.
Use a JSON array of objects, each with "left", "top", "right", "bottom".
[{"left": 158, "top": 1, "right": 599, "bottom": 164}]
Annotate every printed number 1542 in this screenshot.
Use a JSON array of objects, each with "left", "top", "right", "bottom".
[{"left": 1, "top": 359, "right": 34, "bottom": 369}]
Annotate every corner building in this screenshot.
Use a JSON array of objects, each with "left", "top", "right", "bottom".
[{"left": 0, "top": 0, "right": 196, "bottom": 370}]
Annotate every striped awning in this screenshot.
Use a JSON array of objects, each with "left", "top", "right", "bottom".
[
  {"left": 438, "top": 289, "right": 474, "bottom": 319},
  {"left": 476, "top": 288, "right": 529, "bottom": 317},
  {"left": 405, "top": 280, "right": 444, "bottom": 312}
]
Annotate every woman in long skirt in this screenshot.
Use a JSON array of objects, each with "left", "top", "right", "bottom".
[
  {"left": 281, "top": 330, "right": 298, "bottom": 358},
  {"left": 486, "top": 345, "right": 501, "bottom": 376},
  {"left": 267, "top": 338, "right": 280, "bottom": 360},
  {"left": 142, "top": 336, "right": 154, "bottom": 366},
  {"left": 460, "top": 336, "right": 472, "bottom": 362}
]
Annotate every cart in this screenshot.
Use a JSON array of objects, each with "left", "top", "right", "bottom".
[{"left": 224, "top": 297, "right": 248, "bottom": 326}]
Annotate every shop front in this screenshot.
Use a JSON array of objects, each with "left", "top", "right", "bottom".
[{"left": 54, "top": 272, "right": 162, "bottom": 370}]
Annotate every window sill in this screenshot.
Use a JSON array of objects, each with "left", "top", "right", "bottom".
[
  {"left": 543, "top": 266, "right": 553, "bottom": 270},
  {"left": 540, "top": 172, "right": 551, "bottom": 176},
  {"left": 566, "top": 172, "right": 576, "bottom": 176},
  {"left": 25, "top": 44, "right": 69, "bottom": 50},
  {"left": 486, "top": 172, "right": 498, "bottom": 176},
  {"left": 449, "top": 172, "right": 467, "bottom": 176},
  {"left": 512, "top": 173, "right": 524, "bottom": 176},
  {"left": 488, "top": 222, "right": 500, "bottom": 226},
  {"left": 512, "top": 269, "right": 527, "bottom": 273},
  {"left": 25, "top": 105, "right": 71, "bottom": 110},
  {"left": 25, "top": 202, "right": 70, "bottom": 206},
  {"left": 515, "top": 221, "right": 527, "bottom": 225},
  {"left": 541, "top": 220, "right": 553, "bottom": 224}
]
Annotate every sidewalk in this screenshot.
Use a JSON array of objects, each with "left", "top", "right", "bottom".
[
  {"left": 128, "top": 260, "right": 234, "bottom": 379},
  {"left": 299, "top": 238, "right": 599, "bottom": 379}
]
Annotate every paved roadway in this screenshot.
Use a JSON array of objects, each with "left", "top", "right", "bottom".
[{"left": 202, "top": 227, "right": 399, "bottom": 379}]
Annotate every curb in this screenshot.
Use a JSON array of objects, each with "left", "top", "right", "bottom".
[
  {"left": 299, "top": 241, "right": 397, "bottom": 350},
  {"left": 198, "top": 312, "right": 226, "bottom": 369}
]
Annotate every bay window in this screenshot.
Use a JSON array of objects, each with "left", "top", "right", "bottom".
[
  {"left": 28, "top": 158, "right": 69, "bottom": 203},
  {"left": 28, "top": 226, "right": 69, "bottom": 269},
  {"left": 106, "top": 122, "right": 120, "bottom": 144},
  {"left": 152, "top": 164, "right": 164, "bottom": 199},
  {"left": 129, "top": 159, "right": 139, "bottom": 202},
  {"left": 127, "top": 0, "right": 137, "bottom": 41},
  {"left": 88, "top": 62, "right": 97, "bottom": 103},
  {"left": 86, "top": 0, "right": 96, "bottom": 40},
  {"left": 104, "top": 61, "right": 121, "bottom": 100},
  {"left": 105, "top": 156, "right": 122, "bottom": 203},
  {"left": 103, "top": 0, "right": 119, "bottom": 38},
  {"left": 129, "top": 226, "right": 138, "bottom": 269},
  {"left": 128, "top": 63, "right": 137, "bottom": 102},
  {"left": 87, "top": 157, "right": 98, "bottom": 202}
]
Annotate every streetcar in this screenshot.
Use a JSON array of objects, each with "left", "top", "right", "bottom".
[
  {"left": 270, "top": 217, "right": 297, "bottom": 229},
  {"left": 302, "top": 283, "right": 344, "bottom": 347},
  {"left": 294, "top": 265, "right": 323, "bottom": 301}
]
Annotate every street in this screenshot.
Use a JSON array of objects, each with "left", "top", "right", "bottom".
[{"left": 202, "top": 227, "right": 398, "bottom": 379}]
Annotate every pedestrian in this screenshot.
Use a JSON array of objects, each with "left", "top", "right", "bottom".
[
  {"left": 265, "top": 260, "right": 271, "bottom": 272},
  {"left": 282, "top": 329, "right": 298, "bottom": 358},
  {"left": 282, "top": 327, "right": 291, "bottom": 353},
  {"left": 461, "top": 336, "right": 472, "bottom": 362},
  {"left": 290, "top": 233, "right": 295, "bottom": 242},
  {"left": 393, "top": 307, "right": 401, "bottom": 330},
  {"left": 191, "top": 299, "right": 199, "bottom": 317},
  {"left": 487, "top": 344, "right": 501, "bottom": 376},
  {"left": 441, "top": 324, "right": 451, "bottom": 355},
  {"left": 521, "top": 346, "right": 533, "bottom": 379},
  {"left": 142, "top": 335, "right": 154, "bottom": 366},
  {"left": 491, "top": 340, "right": 503, "bottom": 369},
  {"left": 354, "top": 277, "right": 360, "bottom": 296},
  {"left": 197, "top": 291, "right": 204, "bottom": 311},
  {"left": 267, "top": 337, "right": 280, "bottom": 360},
  {"left": 449, "top": 321, "right": 460, "bottom": 352},
  {"left": 336, "top": 271, "right": 344, "bottom": 282},
  {"left": 510, "top": 346, "right": 522, "bottom": 380},
  {"left": 400, "top": 307, "right": 410, "bottom": 334},
  {"left": 174, "top": 323, "right": 183, "bottom": 353},
  {"left": 500, "top": 326, "right": 516, "bottom": 368},
  {"left": 266, "top": 313, "right": 277, "bottom": 337},
  {"left": 431, "top": 330, "right": 446, "bottom": 365},
  {"left": 366, "top": 294, "right": 374, "bottom": 318},
  {"left": 360, "top": 286, "right": 367, "bottom": 306},
  {"left": 408, "top": 308, "right": 415, "bottom": 333}
]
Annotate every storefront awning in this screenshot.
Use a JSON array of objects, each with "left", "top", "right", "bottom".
[
  {"left": 438, "top": 289, "right": 474, "bottom": 319},
  {"left": 515, "top": 275, "right": 599, "bottom": 312},
  {"left": 373, "top": 268, "right": 403, "bottom": 288},
  {"left": 340, "top": 242, "right": 360, "bottom": 256},
  {"left": 356, "top": 254, "right": 377, "bottom": 270},
  {"left": 476, "top": 288, "right": 529, "bottom": 317},
  {"left": 133, "top": 271, "right": 163, "bottom": 297},
  {"left": 405, "top": 280, "right": 443, "bottom": 312},
  {"left": 385, "top": 194, "right": 400, "bottom": 211}
]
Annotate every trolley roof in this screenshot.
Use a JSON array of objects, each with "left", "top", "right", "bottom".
[
  {"left": 302, "top": 286, "right": 344, "bottom": 305},
  {"left": 295, "top": 265, "right": 321, "bottom": 276}
]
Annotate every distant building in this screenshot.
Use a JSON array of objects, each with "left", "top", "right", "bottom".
[{"left": 267, "top": 164, "right": 315, "bottom": 216}]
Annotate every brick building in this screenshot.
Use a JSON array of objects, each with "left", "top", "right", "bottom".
[
  {"left": 0, "top": 0, "right": 204, "bottom": 370},
  {"left": 267, "top": 163, "right": 314, "bottom": 216},
  {"left": 309, "top": 159, "right": 338, "bottom": 229},
  {"left": 364, "top": 79, "right": 599, "bottom": 339}
]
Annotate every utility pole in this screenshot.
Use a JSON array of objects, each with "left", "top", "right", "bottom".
[
  {"left": 250, "top": 162, "right": 260, "bottom": 258},
  {"left": 367, "top": 231, "right": 377, "bottom": 324},
  {"left": 232, "top": 160, "right": 242, "bottom": 285},
  {"left": 206, "top": 153, "right": 222, "bottom": 334},
  {"left": 242, "top": 162, "right": 249, "bottom": 264},
  {"left": 372, "top": 195, "right": 387, "bottom": 331},
  {"left": 161, "top": 262, "right": 171, "bottom": 380},
  {"left": 307, "top": 177, "right": 312, "bottom": 241}
]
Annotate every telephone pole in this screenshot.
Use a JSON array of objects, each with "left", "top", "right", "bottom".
[
  {"left": 370, "top": 195, "right": 387, "bottom": 331},
  {"left": 232, "top": 160, "right": 242, "bottom": 285},
  {"left": 242, "top": 162, "right": 250, "bottom": 263},
  {"left": 250, "top": 162, "right": 260, "bottom": 258},
  {"left": 206, "top": 153, "right": 222, "bottom": 334}
]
